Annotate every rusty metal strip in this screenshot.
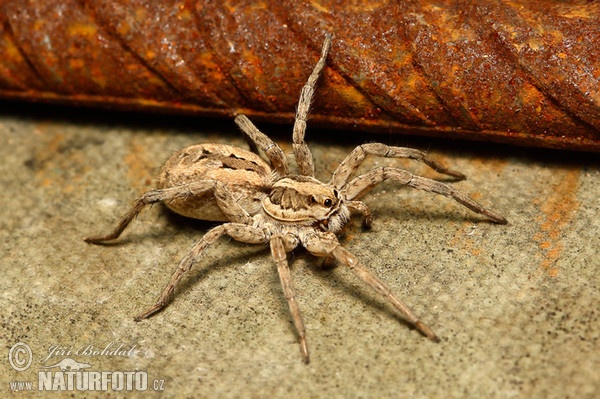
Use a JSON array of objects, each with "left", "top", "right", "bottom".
[{"left": 0, "top": 1, "right": 599, "bottom": 152}]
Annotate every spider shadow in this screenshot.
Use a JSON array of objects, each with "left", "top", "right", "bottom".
[
  {"left": 128, "top": 207, "right": 276, "bottom": 318},
  {"left": 372, "top": 202, "right": 505, "bottom": 226},
  {"left": 159, "top": 207, "right": 486, "bottom": 336},
  {"left": 107, "top": 205, "right": 427, "bottom": 338},
  {"left": 293, "top": 249, "right": 432, "bottom": 339}
]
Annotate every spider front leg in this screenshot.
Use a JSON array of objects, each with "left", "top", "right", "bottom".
[
  {"left": 346, "top": 200, "right": 374, "bottom": 229},
  {"left": 135, "top": 223, "right": 268, "bottom": 320},
  {"left": 300, "top": 231, "right": 439, "bottom": 342},
  {"left": 293, "top": 34, "right": 332, "bottom": 177},
  {"left": 270, "top": 235, "right": 310, "bottom": 363},
  {"left": 331, "top": 143, "right": 466, "bottom": 190},
  {"left": 345, "top": 167, "right": 508, "bottom": 224}
]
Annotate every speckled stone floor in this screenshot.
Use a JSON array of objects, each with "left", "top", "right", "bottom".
[{"left": 1, "top": 102, "right": 598, "bottom": 398}]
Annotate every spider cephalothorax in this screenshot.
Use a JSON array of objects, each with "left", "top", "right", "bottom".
[
  {"left": 85, "top": 34, "right": 507, "bottom": 363},
  {"left": 263, "top": 175, "right": 347, "bottom": 230}
]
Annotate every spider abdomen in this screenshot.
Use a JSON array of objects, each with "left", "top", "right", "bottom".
[{"left": 157, "top": 143, "right": 272, "bottom": 221}]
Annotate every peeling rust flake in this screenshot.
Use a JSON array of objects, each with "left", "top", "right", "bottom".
[{"left": 1, "top": 1, "right": 599, "bottom": 152}]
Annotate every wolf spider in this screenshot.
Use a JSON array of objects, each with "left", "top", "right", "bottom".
[{"left": 85, "top": 34, "right": 507, "bottom": 363}]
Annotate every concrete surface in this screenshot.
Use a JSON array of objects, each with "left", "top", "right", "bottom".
[{"left": 1, "top": 102, "right": 598, "bottom": 398}]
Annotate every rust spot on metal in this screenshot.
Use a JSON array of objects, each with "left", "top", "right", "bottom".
[{"left": 1, "top": 1, "right": 599, "bottom": 151}]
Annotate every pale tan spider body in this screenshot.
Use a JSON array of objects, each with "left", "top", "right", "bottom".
[
  {"left": 157, "top": 143, "right": 273, "bottom": 221},
  {"left": 85, "top": 34, "right": 507, "bottom": 363}
]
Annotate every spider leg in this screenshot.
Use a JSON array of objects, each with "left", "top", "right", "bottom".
[
  {"left": 212, "top": 181, "right": 253, "bottom": 225},
  {"left": 345, "top": 167, "right": 508, "bottom": 224},
  {"left": 84, "top": 181, "right": 215, "bottom": 243},
  {"left": 234, "top": 114, "right": 289, "bottom": 175},
  {"left": 331, "top": 143, "right": 466, "bottom": 190},
  {"left": 84, "top": 180, "right": 252, "bottom": 244},
  {"left": 293, "top": 34, "right": 332, "bottom": 177},
  {"left": 346, "top": 200, "right": 373, "bottom": 228},
  {"left": 135, "top": 223, "right": 268, "bottom": 321},
  {"left": 300, "top": 231, "right": 439, "bottom": 342},
  {"left": 271, "top": 235, "right": 310, "bottom": 363}
]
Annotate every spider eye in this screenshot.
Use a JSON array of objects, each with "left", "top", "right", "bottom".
[{"left": 323, "top": 198, "right": 333, "bottom": 207}]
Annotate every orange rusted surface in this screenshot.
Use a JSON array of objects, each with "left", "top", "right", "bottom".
[
  {"left": 532, "top": 169, "right": 580, "bottom": 277},
  {"left": 1, "top": 1, "right": 599, "bottom": 152}
]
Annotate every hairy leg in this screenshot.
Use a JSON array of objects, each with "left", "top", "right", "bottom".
[
  {"left": 135, "top": 223, "right": 268, "bottom": 320},
  {"left": 271, "top": 235, "right": 310, "bottom": 363},
  {"left": 234, "top": 114, "right": 289, "bottom": 175},
  {"left": 331, "top": 143, "right": 466, "bottom": 190},
  {"left": 84, "top": 180, "right": 252, "bottom": 244},
  {"left": 293, "top": 34, "right": 332, "bottom": 177},
  {"left": 300, "top": 230, "right": 439, "bottom": 342},
  {"left": 84, "top": 181, "right": 215, "bottom": 243},
  {"left": 346, "top": 200, "right": 373, "bottom": 228},
  {"left": 344, "top": 167, "right": 507, "bottom": 224}
]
